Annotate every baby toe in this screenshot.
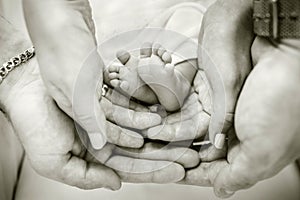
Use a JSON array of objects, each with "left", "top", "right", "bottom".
[
  {"left": 140, "top": 42, "right": 153, "bottom": 58},
  {"left": 110, "top": 79, "right": 121, "bottom": 88},
  {"left": 108, "top": 72, "right": 119, "bottom": 79},
  {"left": 153, "top": 43, "right": 162, "bottom": 55},
  {"left": 117, "top": 50, "right": 131, "bottom": 65},
  {"left": 157, "top": 47, "right": 167, "bottom": 58},
  {"left": 162, "top": 51, "right": 172, "bottom": 64},
  {"left": 108, "top": 62, "right": 121, "bottom": 73}
]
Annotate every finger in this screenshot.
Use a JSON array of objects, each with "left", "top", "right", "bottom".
[
  {"left": 106, "top": 121, "right": 144, "bottom": 148},
  {"left": 106, "top": 156, "right": 185, "bottom": 183},
  {"left": 115, "top": 142, "right": 200, "bottom": 168},
  {"left": 73, "top": 50, "right": 107, "bottom": 150},
  {"left": 101, "top": 97, "right": 162, "bottom": 130},
  {"left": 213, "top": 161, "right": 256, "bottom": 198},
  {"left": 32, "top": 154, "right": 121, "bottom": 190},
  {"left": 178, "top": 161, "right": 227, "bottom": 187},
  {"left": 194, "top": 70, "right": 212, "bottom": 114},
  {"left": 24, "top": 0, "right": 107, "bottom": 149},
  {"left": 76, "top": 119, "right": 143, "bottom": 149},
  {"left": 164, "top": 93, "right": 203, "bottom": 123},
  {"left": 8, "top": 84, "right": 120, "bottom": 190},
  {"left": 199, "top": 144, "right": 227, "bottom": 162},
  {"left": 146, "top": 112, "right": 209, "bottom": 141},
  {"left": 199, "top": 0, "right": 253, "bottom": 148},
  {"left": 104, "top": 88, "right": 149, "bottom": 112}
]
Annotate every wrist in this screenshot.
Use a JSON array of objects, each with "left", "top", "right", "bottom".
[{"left": 0, "top": 16, "right": 37, "bottom": 112}]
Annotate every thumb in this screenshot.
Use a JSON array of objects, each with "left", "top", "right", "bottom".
[
  {"left": 199, "top": 0, "right": 253, "bottom": 149},
  {"left": 213, "top": 130, "right": 258, "bottom": 198},
  {"left": 24, "top": 0, "right": 107, "bottom": 149},
  {"left": 73, "top": 50, "right": 107, "bottom": 149},
  {"left": 213, "top": 158, "right": 257, "bottom": 198}
]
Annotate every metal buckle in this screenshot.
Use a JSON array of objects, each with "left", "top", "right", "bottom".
[{"left": 270, "top": 0, "right": 279, "bottom": 38}]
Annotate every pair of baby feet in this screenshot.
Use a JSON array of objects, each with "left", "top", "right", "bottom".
[{"left": 107, "top": 43, "right": 192, "bottom": 112}]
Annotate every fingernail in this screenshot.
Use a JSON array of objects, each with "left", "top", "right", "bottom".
[
  {"left": 107, "top": 186, "right": 120, "bottom": 191},
  {"left": 222, "top": 189, "right": 235, "bottom": 197},
  {"left": 111, "top": 182, "right": 122, "bottom": 191},
  {"left": 214, "top": 133, "right": 225, "bottom": 149},
  {"left": 88, "top": 132, "right": 106, "bottom": 149},
  {"left": 216, "top": 188, "right": 235, "bottom": 198}
]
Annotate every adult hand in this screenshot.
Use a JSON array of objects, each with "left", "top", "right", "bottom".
[
  {"left": 23, "top": 0, "right": 109, "bottom": 149},
  {"left": 143, "top": 69, "right": 211, "bottom": 143},
  {"left": 199, "top": 0, "right": 254, "bottom": 149},
  {"left": 0, "top": 16, "right": 120, "bottom": 189},
  {"left": 181, "top": 37, "right": 300, "bottom": 198},
  {"left": 0, "top": 56, "right": 197, "bottom": 189},
  {"left": 0, "top": 15, "right": 199, "bottom": 190}
]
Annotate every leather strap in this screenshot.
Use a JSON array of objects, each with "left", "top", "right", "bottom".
[{"left": 253, "top": 0, "right": 300, "bottom": 38}]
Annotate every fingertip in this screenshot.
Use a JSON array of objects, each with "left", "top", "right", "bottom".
[
  {"left": 178, "top": 149, "right": 200, "bottom": 168},
  {"left": 153, "top": 163, "right": 185, "bottom": 183},
  {"left": 147, "top": 126, "right": 162, "bottom": 139},
  {"left": 214, "top": 133, "right": 226, "bottom": 149},
  {"left": 214, "top": 187, "right": 235, "bottom": 199},
  {"left": 110, "top": 180, "right": 122, "bottom": 191},
  {"left": 110, "top": 79, "right": 120, "bottom": 88},
  {"left": 171, "top": 163, "right": 186, "bottom": 182},
  {"left": 88, "top": 132, "right": 107, "bottom": 150},
  {"left": 151, "top": 113, "right": 162, "bottom": 126},
  {"left": 104, "top": 170, "right": 122, "bottom": 191}
]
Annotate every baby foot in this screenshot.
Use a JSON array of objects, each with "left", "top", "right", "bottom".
[
  {"left": 107, "top": 50, "right": 158, "bottom": 104},
  {"left": 138, "top": 43, "right": 191, "bottom": 112}
]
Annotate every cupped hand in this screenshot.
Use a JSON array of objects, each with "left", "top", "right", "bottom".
[
  {"left": 180, "top": 37, "right": 300, "bottom": 198},
  {"left": 23, "top": 0, "right": 108, "bottom": 149},
  {"left": 143, "top": 69, "right": 211, "bottom": 143},
  {"left": 0, "top": 14, "right": 201, "bottom": 189},
  {"left": 0, "top": 55, "right": 200, "bottom": 189},
  {"left": 199, "top": 0, "right": 254, "bottom": 148}
]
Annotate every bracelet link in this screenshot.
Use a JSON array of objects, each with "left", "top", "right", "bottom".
[{"left": 0, "top": 47, "right": 35, "bottom": 84}]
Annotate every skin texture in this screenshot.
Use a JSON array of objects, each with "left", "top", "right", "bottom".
[
  {"left": 106, "top": 49, "right": 158, "bottom": 105},
  {"left": 0, "top": 55, "right": 199, "bottom": 189},
  {"left": 144, "top": 0, "right": 300, "bottom": 198},
  {"left": 12, "top": 0, "right": 300, "bottom": 197},
  {"left": 199, "top": 0, "right": 254, "bottom": 148},
  {"left": 23, "top": 0, "right": 108, "bottom": 149},
  {"left": 0, "top": 13, "right": 201, "bottom": 189},
  {"left": 180, "top": 36, "right": 300, "bottom": 198},
  {"left": 138, "top": 43, "right": 196, "bottom": 112}
]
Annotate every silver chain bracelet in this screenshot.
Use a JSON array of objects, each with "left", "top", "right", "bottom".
[{"left": 0, "top": 47, "right": 35, "bottom": 84}]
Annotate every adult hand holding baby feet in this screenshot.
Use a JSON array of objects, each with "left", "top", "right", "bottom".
[
  {"left": 181, "top": 37, "right": 300, "bottom": 198},
  {"left": 107, "top": 42, "right": 197, "bottom": 112},
  {"left": 24, "top": 0, "right": 107, "bottom": 149},
  {"left": 199, "top": 0, "right": 253, "bottom": 149},
  {"left": 106, "top": 40, "right": 223, "bottom": 160},
  {"left": 22, "top": 0, "right": 202, "bottom": 189}
]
